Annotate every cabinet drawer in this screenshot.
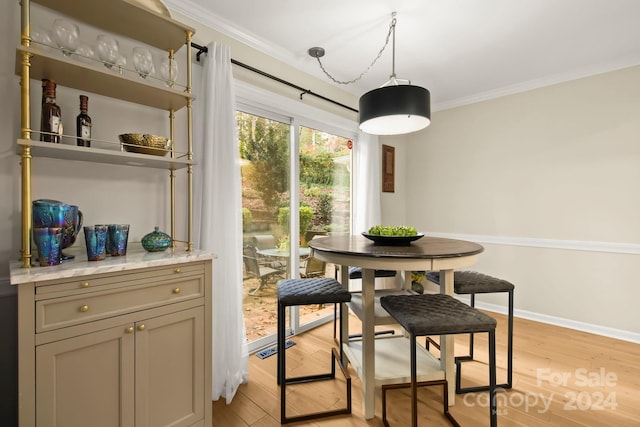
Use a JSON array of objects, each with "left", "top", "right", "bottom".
[
  {"left": 36, "top": 275, "right": 204, "bottom": 333},
  {"left": 36, "top": 262, "right": 205, "bottom": 298}
]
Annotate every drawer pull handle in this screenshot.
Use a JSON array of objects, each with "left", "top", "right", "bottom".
[
  {"left": 125, "top": 327, "right": 134, "bottom": 334},
  {"left": 81, "top": 282, "right": 90, "bottom": 288},
  {"left": 173, "top": 287, "right": 181, "bottom": 294},
  {"left": 174, "top": 268, "right": 182, "bottom": 274},
  {"left": 137, "top": 324, "right": 146, "bottom": 331},
  {"left": 79, "top": 305, "right": 89, "bottom": 313}
]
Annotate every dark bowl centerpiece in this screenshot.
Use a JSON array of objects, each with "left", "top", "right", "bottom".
[{"left": 363, "top": 225, "right": 424, "bottom": 246}]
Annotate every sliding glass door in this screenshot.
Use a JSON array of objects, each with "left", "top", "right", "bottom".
[{"left": 238, "top": 103, "right": 354, "bottom": 352}]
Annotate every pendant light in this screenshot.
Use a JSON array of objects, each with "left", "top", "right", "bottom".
[
  {"left": 309, "top": 13, "right": 431, "bottom": 136},
  {"left": 358, "top": 15, "right": 431, "bottom": 135}
]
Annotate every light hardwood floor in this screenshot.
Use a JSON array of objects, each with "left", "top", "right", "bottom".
[{"left": 212, "top": 312, "right": 640, "bottom": 426}]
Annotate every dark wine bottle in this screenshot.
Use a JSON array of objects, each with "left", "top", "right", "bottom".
[
  {"left": 40, "top": 79, "right": 62, "bottom": 143},
  {"left": 76, "top": 95, "right": 92, "bottom": 147}
]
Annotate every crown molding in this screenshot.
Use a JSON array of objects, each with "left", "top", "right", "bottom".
[
  {"left": 433, "top": 56, "right": 640, "bottom": 112},
  {"left": 163, "top": 0, "right": 296, "bottom": 64}
]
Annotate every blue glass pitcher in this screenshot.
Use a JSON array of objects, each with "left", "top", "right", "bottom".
[{"left": 32, "top": 199, "right": 83, "bottom": 261}]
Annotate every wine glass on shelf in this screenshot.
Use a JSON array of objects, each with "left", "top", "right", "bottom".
[
  {"left": 31, "top": 26, "right": 53, "bottom": 51},
  {"left": 52, "top": 19, "right": 79, "bottom": 56},
  {"left": 159, "top": 57, "right": 178, "bottom": 87},
  {"left": 75, "top": 43, "right": 96, "bottom": 65},
  {"left": 96, "top": 35, "right": 119, "bottom": 69},
  {"left": 132, "top": 47, "right": 153, "bottom": 78}
]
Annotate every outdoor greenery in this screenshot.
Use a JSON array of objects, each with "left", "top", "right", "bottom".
[
  {"left": 242, "top": 207, "right": 252, "bottom": 231},
  {"left": 238, "top": 113, "right": 288, "bottom": 210},
  {"left": 238, "top": 111, "right": 351, "bottom": 238},
  {"left": 277, "top": 206, "right": 314, "bottom": 239}
]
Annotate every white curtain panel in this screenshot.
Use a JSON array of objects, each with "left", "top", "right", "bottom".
[
  {"left": 353, "top": 131, "right": 381, "bottom": 233},
  {"left": 193, "top": 42, "right": 248, "bottom": 403}
]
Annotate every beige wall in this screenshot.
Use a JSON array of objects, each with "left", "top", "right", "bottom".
[{"left": 403, "top": 67, "right": 640, "bottom": 336}]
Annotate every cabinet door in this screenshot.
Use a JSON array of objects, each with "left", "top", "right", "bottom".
[
  {"left": 36, "top": 325, "right": 135, "bottom": 427},
  {"left": 135, "top": 306, "right": 205, "bottom": 427}
]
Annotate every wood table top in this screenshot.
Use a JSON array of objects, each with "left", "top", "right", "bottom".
[{"left": 308, "top": 234, "right": 484, "bottom": 259}]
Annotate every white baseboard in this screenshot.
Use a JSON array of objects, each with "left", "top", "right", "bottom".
[{"left": 471, "top": 299, "right": 640, "bottom": 344}]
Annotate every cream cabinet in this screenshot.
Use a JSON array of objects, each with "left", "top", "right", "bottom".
[{"left": 11, "top": 253, "right": 213, "bottom": 427}]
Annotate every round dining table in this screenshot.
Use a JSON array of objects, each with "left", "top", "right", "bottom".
[{"left": 308, "top": 234, "right": 484, "bottom": 419}]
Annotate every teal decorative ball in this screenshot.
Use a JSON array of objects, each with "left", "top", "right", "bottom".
[{"left": 141, "top": 226, "right": 171, "bottom": 252}]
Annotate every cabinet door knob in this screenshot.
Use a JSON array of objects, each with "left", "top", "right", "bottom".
[
  {"left": 137, "top": 324, "right": 146, "bottom": 331},
  {"left": 79, "top": 305, "right": 89, "bottom": 312},
  {"left": 81, "top": 282, "right": 90, "bottom": 288},
  {"left": 174, "top": 268, "right": 182, "bottom": 273},
  {"left": 125, "top": 326, "right": 134, "bottom": 334},
  {"left": 172, "top": 287, "right": 180, "bottom": 294}
]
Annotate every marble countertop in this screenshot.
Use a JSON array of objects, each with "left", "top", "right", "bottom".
[{"left": 9, "top": 244, "right": 215, "bottom": 285}]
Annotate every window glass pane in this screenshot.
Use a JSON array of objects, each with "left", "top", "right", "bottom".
[
  {"left": 239, "top": 111, "right": 290, "bottom": 343},
  {"left": 298, "top": 126, "right": 352, "bottom": 326}
]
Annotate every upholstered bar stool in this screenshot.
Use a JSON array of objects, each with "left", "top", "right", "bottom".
[
  {"left": 426, "top": 271, "right": 514, "bottom": 393},
  {"left": 380, "top": 293, "right": 498, "bottom": 427},
  {"left": 277, "top": 277, "right": 352, "bottom": 424}
]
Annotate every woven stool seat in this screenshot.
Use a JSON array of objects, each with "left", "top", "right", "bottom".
[
  {"left": 278, "top": 277, "right": 351, "bottom": 306},
  {"left": 381, "top": 293, "right": 496, "bottom": 335},
  {"left": 426, "top": 271, "right": 514, "bottom": 294}
]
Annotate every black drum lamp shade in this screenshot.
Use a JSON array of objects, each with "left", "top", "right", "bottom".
[{"left": 359, "top": 85, "right": 431, "bottom": 135}]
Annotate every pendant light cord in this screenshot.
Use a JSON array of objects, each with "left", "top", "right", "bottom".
[{"left": 312, "top": 13, "right": 397, "bottom": 85}]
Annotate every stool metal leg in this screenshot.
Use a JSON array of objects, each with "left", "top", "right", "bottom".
[
  {"left": 381, "top": 332, "right": 460, "bottom": 427},
  {"left": 489, "top": 329, "right": 497, "bottom": 427},
  {"left": 279, "top": 301, "right": 352, "bottom": 424},
  {"left": 456, "top": 289, "right": 514, "bottom": 393},
  {"left": 506, "top": 289, "right": 514, "bottom": 388},
  {"left": 411, "top": 333, "right": 418, "bottom": 427}
]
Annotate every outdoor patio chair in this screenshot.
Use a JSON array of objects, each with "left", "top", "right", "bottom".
[
  {"left": 243, "top": 245, "right": 282, "bottom": 295},
  {"left": 299, "top": 255, "right": 326, "bottom": 278}
]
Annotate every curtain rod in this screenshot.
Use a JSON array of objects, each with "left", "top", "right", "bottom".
[{"left": 190, "top": 42, "right": 358, "bottom": 114}]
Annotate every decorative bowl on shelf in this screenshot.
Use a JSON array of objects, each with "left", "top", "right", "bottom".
[
  {"left": 361, "top": 232, "right": 424, "bottom": 246},
  {"left": 119, "top": 133, "right": 172, "bottom": 156}
]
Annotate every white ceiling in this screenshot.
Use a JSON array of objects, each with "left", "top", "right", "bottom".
[{"left": 166, "top": 0, "right": 640, "bottom": 110}]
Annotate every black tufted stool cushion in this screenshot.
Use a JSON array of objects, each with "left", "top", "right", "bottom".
[
  {"left": 425, "top": 271, "right": 514, "bottom": 294},
  {"left": 381, "top": 293, "right": 496, "bottom": 335},
  {"left": 380, "top": 293, "right": 498, "bottom": 427},
  {"left": 278, "top": 277, "right": 352, "bottom": 306},
  {"left": 277, "top": 277, "right": 352, "bottom": 423},
  {"left": 425, "top": 270, "right": 514, "bottom": 393}
]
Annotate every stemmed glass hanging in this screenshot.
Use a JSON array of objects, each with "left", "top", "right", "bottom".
[
  {"left": 159, "top": 56, "right": 178, "bottom": 87},
  {"left": 52, "top": 19, "right": 79, "bottom": 56},
  {"left": 132, "top": 47, "right": 153, "bottom": 78},
  {"left": 96, "top": 35, "right": 119, "bottom": 69}
]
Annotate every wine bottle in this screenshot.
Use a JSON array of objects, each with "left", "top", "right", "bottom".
[
  {"left": 76, "top": 95, "right": 92, "bottom": 147},
  {"left": 40, "top": 79, "right": 62, "bottom": 143}
]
